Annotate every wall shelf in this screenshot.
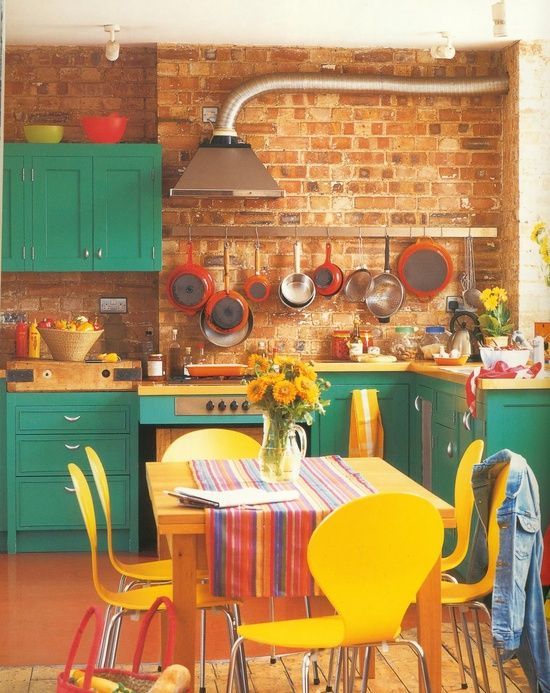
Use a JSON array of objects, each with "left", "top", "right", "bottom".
[{"left": 177, "top": 226, "right": 498, "bottom": 239}]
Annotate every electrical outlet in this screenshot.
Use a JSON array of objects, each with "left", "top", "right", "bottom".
[
  {"left": 202, "top": 106, "right": 218, "bottom": 123},
  {"left": 445, "top": 296, "right": 463, "bottom": 312},
  {"left": 99, "top": 297, "right": 127, "bottom": 314}
]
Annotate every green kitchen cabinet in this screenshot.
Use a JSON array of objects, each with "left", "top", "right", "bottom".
[
  {"left": 310, "top": 372, "right": 412, "bottom": 476},
  {"left": 5, "top": 391, "right": 139, "bottom": 553},
  {"left": 0, "top": 379, "right": 6, "bottom": 552},
  {"left": 1, "top": 144, "right": 161, "bottom": 272}
]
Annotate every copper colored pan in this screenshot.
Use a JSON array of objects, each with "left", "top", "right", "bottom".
[
  {"left": 204, "top": 241, "right": 250, "bottom": 334},
  {"left": 244, "top": 239, "right": 271, "bottom": 303},
  {"left": 166, "top": 240, "right": 215, "bottom": 315}
]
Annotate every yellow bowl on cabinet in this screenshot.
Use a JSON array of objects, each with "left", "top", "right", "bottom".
[{"left": 24, "top": 125, "right": 64, "bottom": 143}]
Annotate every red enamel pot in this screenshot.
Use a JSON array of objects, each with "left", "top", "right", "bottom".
[
  {"left": 166, "top": 241, "right": 215, "bottom": 315},
  {"left": 244, "top": 241, "right": 271, "bottom": 303},
  {"left": 397, "top": 238, "right": 454, "bottom": 299},
  {"left": 204, "top": 242, "right": 250, "bottom": 334},
  {"left": 312, "top": 242, "right": 344, "bottom": 297}
]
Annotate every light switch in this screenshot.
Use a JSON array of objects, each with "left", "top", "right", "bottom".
[{"left": 99, "top": 297, "right": 127, "bottom": 314}]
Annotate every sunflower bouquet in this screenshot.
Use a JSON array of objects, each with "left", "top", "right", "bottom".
[
  {"left": 245, "top": 354, "right": 330, "bottom": 481},
  {"left": 531, "top": 221, "right": 550, "bottom": 286},
  {"left": 478, "top": 286, "right": 513, "bottom": 338}
]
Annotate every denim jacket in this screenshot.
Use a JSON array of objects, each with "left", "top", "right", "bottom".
[{"left": 471, "top": 449, "right": 550, "bottom": 693}]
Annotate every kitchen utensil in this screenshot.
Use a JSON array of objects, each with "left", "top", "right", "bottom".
[
  {"left": 199, "top": 307, "right": 254, "bottom": 347},
  {"left": 166, "top": 240, "right": 215, "bottom": 315},
  {"left": 81, "top": 113, "right": 128, "bottom": 143},
  {"left": 343, "top": 230, "right": 373, "bottom": 302},
  {"left": 24, "top": 124, "right": 64, "bottom": 143},
  {"left": 312, "top": 241, "right": 344, "bottom": 297},
  {"left": 204, "top": 241, "right": 250, "bottom": 334},
  {"left": 396, "top": 237, "right": 453, "bottom": 298},
  {"left": 365, "top": 234, "right": 405, "bottom": 323},
  {"left": 463, "top": 235, "right": 482, "bottom": 309},
  {"left": 279, "top": 240, "right": 316, "bottom": 309},
  {"left": 244, "top": 237, "right": 271, "bottom": 303},
  {"left": 434, "top": 355, "right": 469, "bottom": 366},
  {"left": 186, "top": 363, "right": 246, "bottom": 377}
]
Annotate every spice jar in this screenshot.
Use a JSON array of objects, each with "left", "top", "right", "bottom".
[
  {"left": 331, "top": 329, "right": 374, "bottom": 360},
  {"left": 389, "top": 326, "right": 419, "bottom": 361},
  {"left": 147, "top": 353, "right": 165, "bottom": 381},
  {"left": 419, "top": 325, "right": 451, "bottom": 359}
]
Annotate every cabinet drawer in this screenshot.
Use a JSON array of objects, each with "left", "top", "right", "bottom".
[
  {"left": 16, "top": 436, "right": 129, "bottom": 475},
  {"left": 16, "top": 406, "right": 130, "bottom": 434},
  {"left": 16, "top": 476, "right": 129, "bottom": 530},
  {"left": 432, "top": 390, "right": 457, "bottom": 428}
]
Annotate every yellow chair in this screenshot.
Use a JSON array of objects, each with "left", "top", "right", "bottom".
[
  {"left": 225, "top": 492, "right": 444, "bottom": 693},
  {"left": 441, "top": 461, "right": 510, "bottom": 693},
  {"left": 161, "top": 428, "right": 261, "bottom": 462},
  {"left": 67, "top": 462, "right": 240, "bottom": 686}
]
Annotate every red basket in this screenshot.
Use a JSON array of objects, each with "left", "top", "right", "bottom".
[{"left": 57, "top": 596, "right": 176, "bottom": 692}]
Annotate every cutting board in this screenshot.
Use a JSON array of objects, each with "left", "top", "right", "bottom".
[{"left": 6, "top": 359, "right": 142, "bottom": 391}]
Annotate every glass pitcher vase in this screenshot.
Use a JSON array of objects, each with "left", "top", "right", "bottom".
[{"left": 258, "top": 414, "right": 307, "bottom": 483}]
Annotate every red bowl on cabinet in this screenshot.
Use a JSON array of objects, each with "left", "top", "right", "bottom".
[{"left": 81, "top": 113, "right": 128, "bottom": 143}]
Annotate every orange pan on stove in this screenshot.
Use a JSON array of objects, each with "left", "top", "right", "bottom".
[{"left": 397, "top": 237, "right": 453, "bottom": 299}]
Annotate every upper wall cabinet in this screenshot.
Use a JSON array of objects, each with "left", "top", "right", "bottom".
[{"left": 2, "top": 144, "right": 162, "bottom": 272}]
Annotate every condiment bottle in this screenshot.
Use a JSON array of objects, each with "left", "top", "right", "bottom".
[
  {"left": 167, "top": 328, "right": 183, "bottom": 380},
  {"left": 28, "top": 320, "right": 41, "bottom": 358},
  {"left": 348, "top": 316, "right": 364, "bottom": 358},
  {"left": 147, "top": 353, "right": 165, "bottom": 381},
  {"left": 183, "top": 346, "right": 193, "bottom": 379},
  {"left": 15, "top": 321, "right": 29, "bottom": 358}
]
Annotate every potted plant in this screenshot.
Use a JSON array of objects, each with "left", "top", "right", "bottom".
[{"left": 478, "top": 286, "right": 513, "bottom": 347}]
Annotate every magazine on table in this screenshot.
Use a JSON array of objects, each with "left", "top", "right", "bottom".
[{"left": 165, "top": 486, "right": 300, "bottom": 509}]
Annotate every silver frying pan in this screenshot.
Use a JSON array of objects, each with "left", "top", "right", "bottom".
[{"left": 366, "top": 233, "right": 405, "bottom": 323}]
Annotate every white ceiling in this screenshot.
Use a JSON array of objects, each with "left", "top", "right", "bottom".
[{"left": 5, "top": 0, "right": 550, "bottom": 51}]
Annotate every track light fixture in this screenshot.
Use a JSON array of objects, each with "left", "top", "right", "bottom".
[
  {"left": 430, "top": 32, "right": 456, "bottom": 60},
  {"left": 104, "top": 24, "right": 120, "bottom": 62}
]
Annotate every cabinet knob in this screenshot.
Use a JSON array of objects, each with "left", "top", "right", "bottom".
[
  {"left": 63, "top": 415, "right": 81, "bottom": 422},
  {"left": 84, "top": 248, "right": 90, "bottom": 259},
  {"left": 97, "top": 248, "right": 103, "bottom": 259},
  {"left": 446, "top": 441, "right": 454, "bottom": 458},
  {"left": 462, "top": 410, "right": 472, "bottom": 431},
  {"left": 414, "top": 395, "right": 422, "bottom": 412}
]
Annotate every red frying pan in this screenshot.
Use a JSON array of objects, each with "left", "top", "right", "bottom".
[
  {"left": 397, "top": 238, "right": 453, "bottom": 299},
  {"left": 312, "top": 242, "right": 344, "bottom": 297},
  {"left": 166, "top": 241, "right": 215, "bottom": 315},
  {"left": 244, "top": 239, "right": 271, "bottom": 303},
  {"left": 204, "top": 241, "right": 250, "bottom": 334}
]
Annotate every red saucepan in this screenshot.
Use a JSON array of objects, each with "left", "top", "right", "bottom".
[
  {"left": 244, "top": 239, "right": 271, "bottom": 303},
  {"left": 166, "top": 241, "right": 215, "bottom": 315},
  {"left": 397, "top": 237, "right": 453, "bottom": 299},
  {"left": 204, "top": 241, "right": 250, "bottom": 334},
  {"left": 312, "top": 242, "right": 344, "bottom": 297}
]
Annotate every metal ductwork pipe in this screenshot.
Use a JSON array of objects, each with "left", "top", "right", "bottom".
[{"left": 170, "top": 72, "right": 509, "bottom": 199}]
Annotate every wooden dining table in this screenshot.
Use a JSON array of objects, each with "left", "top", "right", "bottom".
[{"left": 146, "top": 457, "right": 455, "bottom": 692}]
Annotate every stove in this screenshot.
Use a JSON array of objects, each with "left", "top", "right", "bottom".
[{"left": 174, "top": 393, "right": 256, "bottom": 416}]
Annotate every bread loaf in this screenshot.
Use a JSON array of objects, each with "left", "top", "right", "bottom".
[{"left": 148, "top": 664, "right": 191, "bottom": 693}]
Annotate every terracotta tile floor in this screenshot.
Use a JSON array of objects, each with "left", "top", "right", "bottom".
[{"left": 0, "top": 553, "right": 531, "bottom": 692}]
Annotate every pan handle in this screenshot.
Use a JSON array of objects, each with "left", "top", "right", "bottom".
[
  {"left": 186, "top": 241, "right": 193, "bottom": 264},
  {"left": 255, "top": 244, "right": 261, "bottom": 275},
  {"left": 224, "top": 241, "right": 230, "bottom": 293},
  {"left": 325, "top": 242, "right": 332, "bottom": 262},
  {"left": 294, "top": 240, "right": 301, "bottom": 273},
  {"left": 384, "top": 233, "right": 390, "bottom": 273}
]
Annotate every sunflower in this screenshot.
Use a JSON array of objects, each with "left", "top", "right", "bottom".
[
  {"left": 295, "top": 360, "right": 317, "bottom": 380},
  {"left": 248, "top": 354, "right": 270, "bottom": 373},
  {"left": 294, "top": 375, "right": 319, "bottom": 404},
  {"left": 246, "top": 378, "right": 268, "bottom": 403},
  {"left": 273, "top": 379, "right": 297, "bottom": 405}
]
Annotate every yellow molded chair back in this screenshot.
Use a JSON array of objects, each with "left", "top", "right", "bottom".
[
  {"left": 441, "top": 439, "right": 485, "bottom": 573},
  {"left": 161, "top": 428, "right": 261, "bottom": 462},
  {"left": 85, "top": 446, "right": 172, "bottom": 583},
  {"left": 308, "top": 492, "right": 444, "bottom": 644}
]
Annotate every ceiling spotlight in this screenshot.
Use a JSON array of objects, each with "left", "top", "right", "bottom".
[
  {"left": 492, "top": 1, "right": 507, "bottom": 37},
  {"left": 430, "top": 32, "right": 456, "bottom": 60},
  {"left": 104, "top": 24, "right": 120, "bottom": 62}
]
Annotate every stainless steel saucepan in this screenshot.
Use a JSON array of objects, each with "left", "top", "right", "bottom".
[{"left": 279, "top": 240, "right": 316, "bottom": 309}]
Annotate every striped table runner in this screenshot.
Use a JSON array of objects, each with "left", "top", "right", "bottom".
[{"left": 189, "top": 455, "right": 376, "bottom": 598}]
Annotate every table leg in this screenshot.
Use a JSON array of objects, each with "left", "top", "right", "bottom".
[
  {"left": 171, "top": 533, "right": 198, "bottom": 691},
  {"left": 417, "top": 556, "right": 442, "bottom": 693}
]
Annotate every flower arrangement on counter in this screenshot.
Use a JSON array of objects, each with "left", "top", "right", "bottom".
[
  {"left": 478, "top": 286, "right": 513, "bottom": 338},
  {"left": 531, "top": 221, "right": 550, "bottom": 286},
  {"left": 245, "top": 354, "right": 330, "bottom": 482}
]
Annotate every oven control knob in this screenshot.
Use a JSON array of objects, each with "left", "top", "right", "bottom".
[
  {"left": 218, "top": 400, "right": 227, "bottom": 411},
  {"left": 229, "top": 400, "right": 239, "bottom": 411},
  {"left": 242, "top": 400, "right": 250, "bottom": 411},
  {"left": 206, "top": 400, "right": 215, "bottom": 412}
]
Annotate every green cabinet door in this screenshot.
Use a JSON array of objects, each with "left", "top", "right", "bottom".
[
  {"left": 0, "top": 380, "right": 6, "bottom": 551},
  {"left": 2, "top": 155, "right": 27, "bottom": 271},
  {"left": 93, "top": 154, "right": 161, "bottom": 270},
  {"left": 32, "top": 155, "right": 94, "bottom": 271}
]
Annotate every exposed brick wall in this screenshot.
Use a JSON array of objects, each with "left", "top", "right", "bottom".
[{"left": 158, "top": 45, "right": 507, "bottom": 360}]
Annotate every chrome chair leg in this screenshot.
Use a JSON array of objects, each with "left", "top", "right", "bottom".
[
  {"left": 403, "top": 639, "right": 432, "bottom": 693},
  {"left": 268, "top": 597, "right": 277, "bottom": 664},
  {"left": 472, "top": 606, "right": 491, "bottom": 692},
  {"left": 304, "top": 597, "right": 321, "bottom": 685},
  {"left": 229, "top": 604, "right": 249, "bottom": 693},
  {"left": 473, "top": 601, "right": 508, "bottom": 693},
  {"left": 301, "top": 651, "right": 312, "bottom": 693},
  {"left": 360, "top": 646, "right": 373, "bottom": 693},
  {"left": 460, "top": 607, "right": 482, "bottom": 693},
  {"left": 199, "top": 608, "right": 207, "bottom": 693},
  {"left": 226, "top": 636, "right": 244, "bottom": 693},
  {"left": 449, "top": 605, "right": 468, "bottom": 689},
  {"left": 324, "top": 647, "right": 338, "bottom": 692}
]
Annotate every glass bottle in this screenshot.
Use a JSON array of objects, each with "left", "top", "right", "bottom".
[
  {"left": 28, "top": 319, "right": 41, "bottom": 358},
  {"left": 142, "top": 327, "right": 154, "bottom": 372},
  {"left": 196, "top": 342, "right": 207, "bottom": 364},
  {"left": 183, "top": 346, "right": 193, "bottom": 379},
  {"left": 15, "top": 321, "right": 29, "bottom": 358},
  {"left": 348, "top": 316, "right": 364, "bottom": 358},
  {"left": 167, "top": 328, "right": 184, "bottom": 381}
]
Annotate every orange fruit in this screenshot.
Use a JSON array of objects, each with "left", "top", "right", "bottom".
[{"left": 76, "top": 322, "right": 94, "bottom": 332}]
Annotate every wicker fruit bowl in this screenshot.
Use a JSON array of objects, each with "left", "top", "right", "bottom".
[{"left": 38, "top": 328, "right": 104, "bottom": 362}]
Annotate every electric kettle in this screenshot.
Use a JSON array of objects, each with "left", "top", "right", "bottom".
[{"left": 448, "top": 326, "right": 472, "bottom": 358}]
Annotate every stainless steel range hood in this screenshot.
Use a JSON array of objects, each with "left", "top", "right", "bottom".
[
  {"left": 170, "top": 135, "right": 284, "bottom": 198},
  {"left": 170, "top": 72, "right": 508, "bottom": 200}
]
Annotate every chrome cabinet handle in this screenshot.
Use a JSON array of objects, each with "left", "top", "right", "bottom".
[
  {"left": 63, "top": 415, "right": 81, "bottom": 422},
  {"left": 462, "top": 410, "right": 472, "bottom": 431},
  {"left": 97, "top": 248, "right": 103, "bottom": 259},
  {"left": 22, "top": 245, "right": 26, "bottom": 260},
  {"left": 414, "top": 395, "right": 421, "bottom": 412},
  {"left": 84, "top": 248, "right": 90, "bottom": 259},
  {"left": 152, "top": 245, "right": 155, "bottom": 260},
  {"left": 446, "top": 441, "right": 454, "bottom": 458},
  {"left": 31, "top": 245, "right": 35, "bottom": 260},
  {"left": 64, "top": 443, "right": 81, "bottom": 450},
  {"left": 64, "top": 486, "right": 76, "bottom": 493}
]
